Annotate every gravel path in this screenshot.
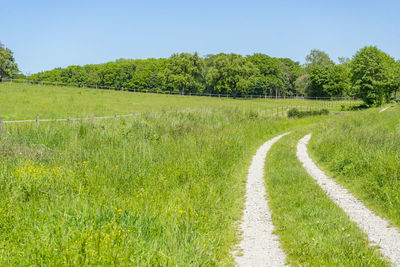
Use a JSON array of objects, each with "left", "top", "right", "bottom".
[
  {"left": 380, "top": 107, "right": 389, "bottom": 113},
  {"left": 297, "top": 134, "right": 400, "bottom": 266},
  {"left": 234, "top": 132, "right": 290, "bottom": 267}
]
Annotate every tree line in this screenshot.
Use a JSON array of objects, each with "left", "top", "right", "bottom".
[{"left": 1, "top": 42, "right": 400, "bottom": 106}]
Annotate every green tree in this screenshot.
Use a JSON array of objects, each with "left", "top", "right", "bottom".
[
  {"left": 338, "top": 57, "right": 351, "bottom": 66},
  {"left": 131, "top": 59, "right": 165, "bottom": 90},
  {"left": 323, "top": 64, "right": 350, "bottom": 97},
  {"left": 87, "top": 69, "right": 101, "bottom": 87},
  {"left": 0, "top": 42, "right": 19, "bottom": 79},
  {"left": 294, "top": 74, "right": 311, "bottom": 96},
  {"left": 247, "top": 54, "right": 281, "bottom": 76},
  {"left": 205, "top": 53, "right": 258, "bottom": 96},
  {"left": 394, "top": 60, "right": 400, "bottom": 99},
  {"left": 278, "top": 58, "right": 303, "bottom": 96},
  {"left": 247, "top": 54, "right": 283, "bottom": 96},
  {"left": 246, "top": 75, "right": 283, "bottom": 96},
  {"left": 305, "top": 49, "right": 334, "bottom": 71},
  {"left": 307, "top": 67, "right": 329, "bottom": 97},
  {"left": 163, "top": 53, "right": 204, "bottom": 93},
  {"left": 349, "top": 46, "right": 397, "bottom": 106}
]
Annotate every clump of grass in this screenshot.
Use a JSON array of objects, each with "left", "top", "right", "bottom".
[{"left": 265, "top": 132, "right": 387, "bottom": 266}]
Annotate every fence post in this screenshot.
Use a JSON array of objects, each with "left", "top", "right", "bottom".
[
  {"left": 0, "top": 117, "right": 3, "bottom": 138},
  {"left": 68, "top": 116, "right": 71, "bottom": 124},
  {"left": 36, "top": 115, "right": 40, "bottom": 130},
  {"left": 115, "top": 114, "right": 118, "bottom": 120}
]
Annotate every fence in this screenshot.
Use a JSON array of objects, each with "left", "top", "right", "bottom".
[
  {"left": 0, "top": 78, "right": 359, "bottom": 103},
  {"left": 0, "top": 104, "right": 345, "bottom": 138}
]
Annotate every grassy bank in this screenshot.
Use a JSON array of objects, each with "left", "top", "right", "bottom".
[
  {"left": 265, "top": 130, "right": 386, "bottom": 266},
  {"left": 309, "top": 105, "right": 400, "bottom": 229}
]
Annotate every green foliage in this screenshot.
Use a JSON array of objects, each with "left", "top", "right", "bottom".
[
  {"left": 349, "top": 46, "right": 398, "bottom": 106},
  {"left": 294, "top": 74, "right": 310, "bottom": 96},
  {"left": 305, "top": 49, "right": 334, "bottom": 71},
  {"left": 247, "top": 53, "right": 281, "bottom": 77},
  {"left": 307, "top": 67, "right": 329, "bottom": 97},
  {"left": 323, "top": 65, "right": 350, "bottom": 97},
  {"left": 278, "top": 58, "right": 303, "bottom": 96},
  {"left": 205, "top": 53, "right": 258, "bottom": 96},
  {"left": 25, "top": 47, "right": 400, "bottom": 99},
  {"left": 246, "top": 54, "right": 282, "bottom": 95},
  {"left": 0, "top": 42, "right": 19, "bottom": 79},
  {"left": 163, "top": 53, "right": 204, "bottom": 93},
  {"left": 27, "top": 52, "right": 308, "bottom": 97},
  {"left": 246, "top": 54, "right": 303, "bottom": 97}
]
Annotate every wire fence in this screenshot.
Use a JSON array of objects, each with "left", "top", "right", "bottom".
[
  {"left": 0, "top": 78, "right": 359, "bottom": 102},
  {"left": 0, "top": 104, "right": 345, "bottom": 138}
]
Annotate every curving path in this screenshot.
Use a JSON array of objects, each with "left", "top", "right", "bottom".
[
  {"left": 297, "top": 134, "right": 400, "bottom": 266},
  {"left": 234, "top": 132, "right": 290, "bottom": 267}
]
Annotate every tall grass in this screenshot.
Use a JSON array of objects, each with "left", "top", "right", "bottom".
[
  {"left": 309, "top": 105, "right": 400, "bottom": 228},
  {"left": 0, "top": 107, "right": 324, "bottom": 266}
]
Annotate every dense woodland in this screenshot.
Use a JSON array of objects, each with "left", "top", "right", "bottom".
[{"left": 1, "top": 42, "right": 400, "bottom": 106}]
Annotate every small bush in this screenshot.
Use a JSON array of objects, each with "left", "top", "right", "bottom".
[
  {"left": 341, "top": 104, "right": 368, "bottom": 111},
  {"left": 287, "top": 108, "right": 329, "bottom": 118}
]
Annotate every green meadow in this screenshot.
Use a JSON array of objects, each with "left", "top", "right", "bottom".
[
  {"left": 0, "top": 82, "right": 346, "bottom": 121},
  {"left": 0, "top": 83, "right": 398, "bottom": 266}
]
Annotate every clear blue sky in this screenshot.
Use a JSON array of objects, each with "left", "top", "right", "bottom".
[{"left": 2, "top": 0, "right": 399, "bottom": 74}]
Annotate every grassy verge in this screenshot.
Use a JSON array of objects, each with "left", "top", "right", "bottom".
[
  {"left": 264, "top": 130, "right": 387, "bottom": 266},
  {"left": 0, "top": 107, "right": 326, "bottom": 266},
  {"left": 309, "top": 105, "right": 400, "bottom": 228}
]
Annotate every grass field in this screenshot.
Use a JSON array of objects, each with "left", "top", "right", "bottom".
[
  {"left": 1, "top": 82, "right": 397, "bottom": 266},
  {"left": 0, "top": 82, "right": 345, "bottom": 121},
  {"left": 0, "top": 83, "right": 339, "bottom": 265}
]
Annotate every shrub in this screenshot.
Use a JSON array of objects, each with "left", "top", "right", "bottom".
[{"left": 287, "top": 108, "right": 329, "bottom": 118}]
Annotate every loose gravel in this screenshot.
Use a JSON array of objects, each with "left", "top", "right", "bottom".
[
  {"left": 297, "top": 134, "right": 400, "bottom": 266},
  {"left": 234, "top": 132, "right": 290, "bottom": 267}
]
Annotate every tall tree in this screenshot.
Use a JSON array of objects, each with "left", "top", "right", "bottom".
[
  {"left": 278, "top": 58, "right": 303, "bottom": 96},
  {"left": 247, "top": 54, "right": 283, "bottom": 96},
  {"left": 205, "top": 53, "right": 258, "bottom": 96},
  {"left": 305, "top": 49, "right": 334, "bottom": 71},
  {"left": 307, "top": 67, "right": 329, "bottom": 97},
  {"left": 323, "top": 64, "right": 350, "bottom": 97},
  {"left": 294, "top": 74, "right": 311, "bottom": 96},
  {"left": 0, "top": 42, "right": 19, "bottom": 79},
  {"left": 349, "top": 46, "right": 397, "bottom": 106},
  {"left": 395, "top": 60, "right": 400, "bottom": 99},
  {"left": 163, "top": 53, "right": 204, "bottom": 93}
]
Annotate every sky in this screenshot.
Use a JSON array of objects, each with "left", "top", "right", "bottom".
[{"left": 2, "top": 0, "right": 400, "bottom": 74}]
